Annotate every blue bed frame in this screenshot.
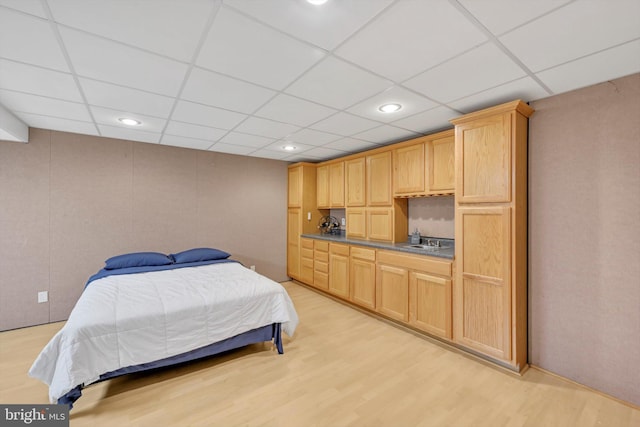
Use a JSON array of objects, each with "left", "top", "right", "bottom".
[{"left": 59, "top": 323, "right": 283, "bottom": 409}]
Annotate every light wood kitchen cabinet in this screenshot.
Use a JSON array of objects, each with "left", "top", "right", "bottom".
[
  {"left": 329, "top": 243, "right": 349, "bottom": 299},
  {"left": 300, "top": 238, "right": 314, "bottom": 285},
  {"left": 316, "top": 165, "right": 329, "bottom": 208},
  {"left": 366, "top": 200, "right": 407, "bottom": 243},
  {"left": 367, "top": 151, "right": 392, "bottom": 206},
  {"left": 287, "top": 163, "right": 320, "bottom": 281},
  {"left": 376, "top": 262, "right": 409, "bottom": 322},
  {"left": 349, "top": 246, "right": 376, "bottom": 310},
  {"left": 427, "top": 131, "right": 455, "bottom": 195},
  {"left": 451, "top": 100, "right": 533, "bottom": 371},
  {"left": 410, "top": 271, "right": 452, "bottom": 339},
  {"left": 346, "top": 208, "right": 366, "bottom": 239},
  {"left": 313, "top": 240, "right": 329, "bottom": 290},
  {"left": 393, "top": 142, "right": 425, "bottom": 196},
  {"left": 345, "top": 157, "right": 365, "bottom": 207},
  {"left": 329, "top": 162, "right": 345, "bottom": 207}
]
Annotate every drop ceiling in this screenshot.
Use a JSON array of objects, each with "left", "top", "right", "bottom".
[{"left": 0, "top": 0, "right": 638, "bottom": 162}]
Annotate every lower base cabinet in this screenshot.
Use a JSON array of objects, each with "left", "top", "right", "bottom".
[
  {"left": 409, "top": 272, "right": 452, "bottom": 339},
  {"left": 376, "top": 263, "right": 409, "bottom": 322},
  {"left": 350, "top": 247, "right": 376, "bottom": 309},
  {"left": 329, "top": 243, "right": 350, "bottom": 299}
]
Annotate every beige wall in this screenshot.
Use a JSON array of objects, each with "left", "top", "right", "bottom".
[
  {"left": 408, "top": 196, "right": 454, "bottom": 239},
  {"left": 529, "top": 73, "right": 640, "bottom": 406},
  {"left": 0, "top": 129, "right": 288, "bottom": 331}
]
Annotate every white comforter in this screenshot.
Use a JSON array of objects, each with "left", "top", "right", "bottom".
[{"left": 29, "top": 262, "right": 299, "bottom": 403}]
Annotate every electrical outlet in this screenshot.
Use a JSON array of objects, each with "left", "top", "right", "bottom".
[
  {"left": 341, "top": 217, "right": 346, "bottom": 226},
  {"left": 38, "top": 291, "right": 48, "bottom": 303}
]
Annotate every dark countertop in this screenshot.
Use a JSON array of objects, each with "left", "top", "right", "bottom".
[{"left": 301, "top": 233, "right": 454, "bottom": 260}]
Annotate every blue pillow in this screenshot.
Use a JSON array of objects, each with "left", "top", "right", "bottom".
[
  {"left": 170, "top": 248, "right": 230, "bottom": 264},
  {"left": 104, "top": 252, "right": 173, "bottom": 270}
]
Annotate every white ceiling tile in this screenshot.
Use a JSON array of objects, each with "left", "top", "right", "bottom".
[
  {"left": 255, "top": 94, "right": 337, "bottom": 127},
  {"left": 458, "top": 0, "right": 572, "bottom": 36},
  {"left": 310, "top": 112, "right": 381, "bottom": 136},
  {"left": 352, "top": 125, "right": 418, "bottom": 144},
  {"left": 181, "top": 67, "right": 276, "bottom": 114},
  {"left": 263, "top": 140, "right": 316, "bottom": 153},
  {"left": 197, "top": 6, "right": 325, "bottom": 90},
  {"left": 225, "top": 0, "right": 393, "bottom": 51},
  {"left": 219, "top": 131, "right": 276, "bottom": 148},
  {"left": 49, "top": 0, "right": 216, "bottom": 62},
  {"left": 500, "top": 0, "right": 640, "bottom": 72},
  {"left": 347, "top": 86, "right": 438, "bottom": 123},
  {"left": 285, "top": 56, "right": 392, "bottom": 110},
  {"left": 59, "top": 27, "right": 188, "bottom": 97},
  {"left": 246, "top": 149, "right": 291, "bottom": 160},
  {"left": 90, "top": 106, "right": 166, "bottom": 133},
  {"left": 0, "top": 59, "right": 82, "bottom": 102},
  {"left": 160, "top": 134, "right": 214, "bottom": 151},
  {"left": 16, "top": 112, "right": 98, "bottom": 135},
  {"left": 335, "top": 1, "right": 487, "bottom": 82},
  {"left": 391, "top": 106, "right": 460, "bottom": 134},
  {"left": 80, "top": 78, "right": 175, "bottom": 118},
  {"left": 209, "top": 142, "right": 256, "bottom": 156},
  {"left": 98, "top": 124, "right": 160, "bottom": 144},
  {"left": 164, "top": 121, "right": 228, "bottom": 142},
  {"left": 235, "top": 117, "right": 300, "bottom": 139},
  {"left": 0, "top": 89, "right": 90, "bottom": 121},
  {"left": 404, "top": 43, "right": 527, "bottom": 103},
  {"left": 536, "top": 40, "right": 640, "bottom": 95},
  {"left": 0, "top": 9, "right": 68, "bottom": 71},
  {"left": 300, "top": 146, "right": 348, "bottom": 160},
  {"left": 447, "top": 77, "right": 548, "bottom": 113},
  {"left": 0, "top": 0, "right": 46, "bottom": 18},
  {"left": 171, "top": 100, "right": 247, "bottom": 130},
  {"left": 323, "top": 137, "right": 380, "bottom": 152},
  {"left": 287, "top": 128, "right": 340, "bottom": 146}
]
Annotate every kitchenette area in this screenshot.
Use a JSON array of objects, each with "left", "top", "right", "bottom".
[{"left": 287, "top": 100, "right": 532, "bottom": 373}]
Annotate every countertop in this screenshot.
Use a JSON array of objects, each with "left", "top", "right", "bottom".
[{"left": 301, "top": 233, "right": 454, "bottom": 260}]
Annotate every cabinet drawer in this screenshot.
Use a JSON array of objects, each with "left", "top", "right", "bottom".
[
  {"left": 350, "top": 246, "right": 376, "bottom": 262},
  {"left": 330, "top": 243, "right": 350, "bottom": 256},
  {"left": 301, "top": 257, "right": 314, "bottom": 270},
  {"left": 314, "top": 260, "right": 328, "bottom": 274},
  {"left": 314, "top": 250, "right": 328, "bottom": 263},
  {"left": 377, "top": 250, "right": 452, "bottom": 278},
  {"left": 301, "top": 239, "right": 314, "bottom": 250},
  {"left": 301, "top": 247, "right": 314, "bottom": 260},
  {"left": 314, "top": 240, "right": 329, "bottom": 251},
  {"left": 315, "top": 271, "right": 329, "bottom": 289}
]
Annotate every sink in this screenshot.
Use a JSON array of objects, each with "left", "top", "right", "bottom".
[{"left": 409, "top": 244, "right": 440, "bottom": 250}]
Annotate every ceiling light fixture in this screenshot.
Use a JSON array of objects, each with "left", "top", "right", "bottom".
[
  {"left": 378, "top": 103, "right": 402, "bottom": 113},
  {"left": 283, "top": 144, "right": 297, "bottom": 151},
  {"left": 118, "top": 117, "right": 141, "bottom": 126},
  {"left": 306, "top": 0, "right": 328, "bottom": 5}
]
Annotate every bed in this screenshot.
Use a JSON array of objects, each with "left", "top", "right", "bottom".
[{"left": 28, "top": 248, "right": 299, "bottom": 408}]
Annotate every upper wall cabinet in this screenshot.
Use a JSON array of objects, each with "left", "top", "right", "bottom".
[
  {"left": 426, "top": 131, "right": 455, "bottom": 195},
  {"left": 318, "top": 162, "right": 345, "bottom": 208},
  {"left": 316, "top": 165, "right": 329, "bottom": 208},
  {"left": 346, "top": 157, "right": 366, "bottom": 207},
  {"left": 367, "top": 151, "right": 392, "bottom": 206},
  {"left": 393, "top": 142, "right": 425, "bottom": 196}
]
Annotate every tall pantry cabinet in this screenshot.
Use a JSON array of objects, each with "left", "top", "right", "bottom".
[
  {"left": 287, "top": 163, "right": 321, "bottom": 281},
  {"left": 450, "top": 100, "right": 533, "bottom": 371}
]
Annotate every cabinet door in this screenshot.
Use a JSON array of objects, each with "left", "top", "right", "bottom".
[
  {"left": 329, "top": 162, "right": 345, "bottom": 207},
  {"left": 314, "top": 243, "right": 329, "bottom": 291},
  {"left": 367, "top": 208, "right": 393, "bottom": 241},
  {"left": 300, "top": 238, "right": 314, "bottom": 285},
  {"left": 329, "top": 244, "right": 349, "bottom": 299},
  {"left": 376, "top": 264, "right": 409, "bottom": 322},
  {"left": 428, "top": 134, "right": 455, "bottom": 194},
  {"left": 393, "top": 143, "right": 425, "bottom": 195},
  {"left": 287, "top": 208, "right": 301, "bottom": 278},
  {"left": 288, "top": 166, "right": 301, "bottom": 207},
  {"left": 456, "top": 113, "right": 511, "bottom": 203},
  {"left": 346, "top": 208, "right": 366, "bottom": 239},
  {"left": 346, "top": 157, "right": 366, "bottom": 207},
  {"left": 410, "top": 271, "right": 452, "bottom": 339},
  {"left": 350, "top": 247, "right": 376, "bottom": 310},
  {"left": 317, "top": 165, "right": 329, "bottom": 208},
  {"left": 454, "top": 206, "right": 511, "bottom": 360},
  {"left": 367, "top": 151, "right": 392, "bottom": 206}
]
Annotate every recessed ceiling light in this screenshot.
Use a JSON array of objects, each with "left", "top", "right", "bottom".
[
  {"left": 118, "top": 117, "right": 141, "bottom": 126},
  {"left": 283, "top": 144, "right": 297, "bottom": 151},
  {"left": 378, "top": 103, "right": 402, "bottom": 113},
  {"left": 307, "top": 0, "right": 328, "bottom": 5}
]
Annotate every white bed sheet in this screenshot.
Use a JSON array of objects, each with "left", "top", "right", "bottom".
[{"left": 29, "top": 262, "right": 298, "bottom": 403}]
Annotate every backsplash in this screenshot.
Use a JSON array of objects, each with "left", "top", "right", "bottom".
[{"left": 408, "top": 196, "right": 454, "bottom": 239}]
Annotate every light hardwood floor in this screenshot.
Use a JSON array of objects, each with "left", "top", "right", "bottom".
[{"left": 1, "top": 281, "right": 638, "bottom": 427}]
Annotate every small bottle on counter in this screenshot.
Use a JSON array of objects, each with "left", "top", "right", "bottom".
[{"left": 410, "top": 228, "right": 421, "bottom": 244}]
